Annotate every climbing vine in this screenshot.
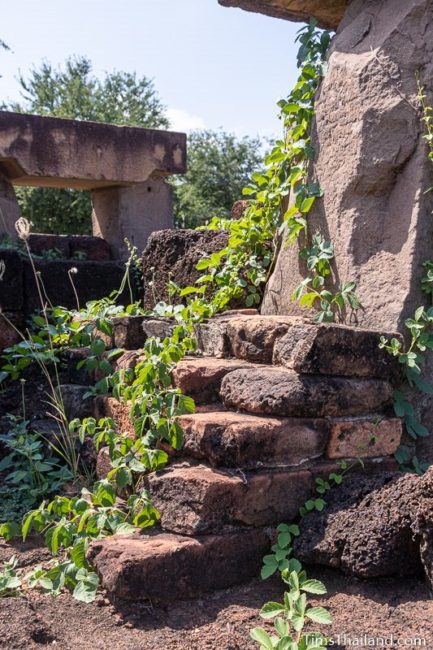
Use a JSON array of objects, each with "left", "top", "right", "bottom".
[
  {"left": 0, "top": 20, "right": 352, "bottom": 619},
  {"left": 186, "top": 19, "right": 359, "bottom": 323}
]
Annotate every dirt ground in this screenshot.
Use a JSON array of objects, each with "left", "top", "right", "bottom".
[{"left": 1, "top": 538, "right": 432, "bottom": 650}]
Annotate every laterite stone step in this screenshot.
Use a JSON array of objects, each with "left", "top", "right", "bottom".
[
  {"left": 219, "top": 367, "right": 393, "bottom": 418},
  {"left": 177, "top": 411, "right": 328, "bottom": 468},
  {"left": 147, "top": 462, "right": 312, "bottom": 535},
  {"left": 177, "top": 412, "right": 402, "bottom": 467},
  {"left": 87, "top": 528, "right": 269, "bottom": 603},
  {"left": 172, "top": 357, "right": 257, "bottom": 403},
  {"left": 196, "top": 315, "right": 402, "bottom": 379}
]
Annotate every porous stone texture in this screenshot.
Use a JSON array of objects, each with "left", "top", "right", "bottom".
[
  {"left": 326, "top": 417, "right": 402, "bottom": 459},
  {"left": 88, "top": 529, "right": 269, "bottom": 603},
  {"left": 58, "top": 384, "right": 94, "bottom": 421},
  {"left": 147, "top": 462, "right": 312, "bottom": 534},
  {"left": 225, "top": 315, "right": 303, "bottom": 364},
  {"left": 293, "top": 472, "right": 424, "bottom": 578},
  {"left": 194, "top": 310, "right": 258, "bottom": 358},
  {"left": 218, "top": 0, "right": 347, "bottom": 29},
  {"left": 94, "top": 396, "right": 135, "bottom": 438},
  {"left": 177, "top": 411, "right": 328, "bottom": 468},
  {"left": 273, "top": 322, "right": 402, "bottom": 380},
  {"left": 142, "top": 229, "right": 229, "bottom": 310},
  {"left": 0, "top": 311, "right": 23, "bottom": 351},
  {"left": 0, "top": 249, "right": 23, "bottom": 311},
  {"left": 262, "top": 0, "right": 433, "bottom": 335},
  {"left": 23, "top": 259, "right": 134, "bottom": 314},
  {"left": 172, "top": 357, "right": 253, "bottom": 404},
  {"left": 413, "top": 467, "right": 433, "bottom": 590},
  {"left": 27, "top": 234, "right": 111, "bottom": 261},
  {"left": 220, "top": 367, "right": 393, "bottom": 417}
]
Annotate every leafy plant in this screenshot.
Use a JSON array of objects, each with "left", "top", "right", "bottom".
[
  {"left": 0, "top": 557, "right": 21, "bottom": 598},
  {"left": 0, "top": 416, "right": 73, "bottom": 520},
  {"left": 251, "top": 569, "right": 331, "bottom": 649}
]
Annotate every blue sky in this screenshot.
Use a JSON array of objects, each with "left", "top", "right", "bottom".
[{"left": 0, "top": 0, "right": 301, "bottom": 138}]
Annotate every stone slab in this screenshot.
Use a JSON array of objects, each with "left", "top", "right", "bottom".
[
  {"left": 88, "top": 528, "right": 269, "bottom": 603},
  {"left": 147, "top": 462, "right": 312, "bottom": 534},
  {"left": 177, "top": 411, "right": 328, "bottom": 468},
  {"left": 225, "top": 315, "right": 304, "bottom": 364},
  {"left": 218, "top": 0, "right": 347, "bottom": 29},
  {"left": 172, "top": 357, "right": 255, "bottom": 404},
  {"left": 220, "top": 367, "right": 393, "bottom": 417},
  {"left": 0, "top": 111, "right": 186, "bottom": 190},
  {"left": 273, "top": 322, "right": 402, "bottom": 380}
]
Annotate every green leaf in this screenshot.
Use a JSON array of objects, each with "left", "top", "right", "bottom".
[
  {"left": 260, "top": 601, "right": 286, "bottom": 619},
  {"left": 301, "top": 579, "right": 327, "bottom": 595},
  {"left": 250, "top": 628, "right": 274, "bottom": 650},
  {"left": 261, "top": 563, "right": 277, "bottom": 580},
  {"left": 306, "top": 606, "right": 332, "bottom": 625}
]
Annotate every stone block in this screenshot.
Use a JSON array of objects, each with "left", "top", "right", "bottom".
[
  {"left": 58, "top": 384, "right": 93, "bottom": 421},
  {"left": 142, "top": 317, "right": 175, "bottom": 340},
  {"left": 0, "top": 111, "right": 186, "bottom": 189},
  {"left": 88, "top": 528, "right": 269, "bottom": 603},
  {"left": 0, "top": 249, "right": 23, "bottom": 311},
  {"left": 68, "top": 235, "right": 111, "bottom": 261},
  {"left": 111, "top": 316, "right": 147, "bottom": 350},
  {"left": 326, "top": 417, "right": 402, "bottom": 459},
  {"left": 225, "top": 315, "right": 304, "bottom": 363},
  {"left": 23, "top": 259, "right": 133, "bottom": 314},
  {"left": 28, "top": 233, "right": 70, "bottom": 258},
  {"left": 92, "top": 177, "right": 174, "bottom": 260},
  {"left": 177, "top": 411, "right": 328, "bottom": 468},
  {"left": 142, "top": 229, "right": 229, "bottom": 310},
  {"left": 218, "top": 0, "right": 347, "bottom": 29},
  {"left": 195, "top": 310, "right": 258, "bottom": 358},
  {"left": 0, "top": 311, "right": 23, "bottom": 351},
  {"left": 94, "top": 395, "right": 135, "bottom": 438},
  {"left": 273, "top": 322, "right": 403, "bottom": 380},
  {"left": 172, "top": 357, "right": 253, "bottom": 404},
  {"left": 220, "top": 367, "right": 393, "bottom": 417},
  {"left": 0, "top": 171, "right": 20, "bottom": 242},
  {"left": 148, "top": 462, "right": 312, "bottom": 534}
]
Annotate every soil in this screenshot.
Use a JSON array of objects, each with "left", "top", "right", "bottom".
[{"left": 1, "top": 538, "right": 432, "bottom": 650}]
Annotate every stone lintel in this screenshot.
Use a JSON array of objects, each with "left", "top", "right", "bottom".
[
  {"left": 218, "top": 0, "right": 347, "bottom": 30},
  {"left": 0, "top": 111, "right": 186, "bottom": 190}
]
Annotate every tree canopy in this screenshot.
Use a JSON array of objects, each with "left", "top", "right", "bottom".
[
  {"left": 173, "top": 129, "right": 263, "bottom": 228},
  {"left": 3, "top": 55, "right": 168, "bottom": 128}
]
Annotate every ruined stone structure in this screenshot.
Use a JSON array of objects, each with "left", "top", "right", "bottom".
[
  {"left": 84, "top": 312, "right": 401, "bottom": 601},
  {"left": 0, "top": 112, "right": 186, "bottom": 259},
  {"left": 260, "top": 0, "right": 433, "bottom": 337}
]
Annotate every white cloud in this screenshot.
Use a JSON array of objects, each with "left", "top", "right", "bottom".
[{"left": 166, "top": 107, "right": 206, "bottom": 132}]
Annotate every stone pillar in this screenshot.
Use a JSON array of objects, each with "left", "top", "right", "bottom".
[
  {"left": 0, "top": 171, "right": 20, "bottom": 241},
  {"left": 262, "top": 0, "right": 433, "bottom": 333},
  {"left": 91, "top": 175, "right": 174, "bottom": 260}
]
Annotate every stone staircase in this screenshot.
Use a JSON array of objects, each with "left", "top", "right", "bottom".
[{"left": 84, "top": 312, "right": 402, "bottom": 604}]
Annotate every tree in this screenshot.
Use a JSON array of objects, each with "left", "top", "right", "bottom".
[
  {"left": 3, "top": 56, "right": 169, "bottom": 235},
  {"left": 173, "top": 130, "right": 263, "bottom": 228}
]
